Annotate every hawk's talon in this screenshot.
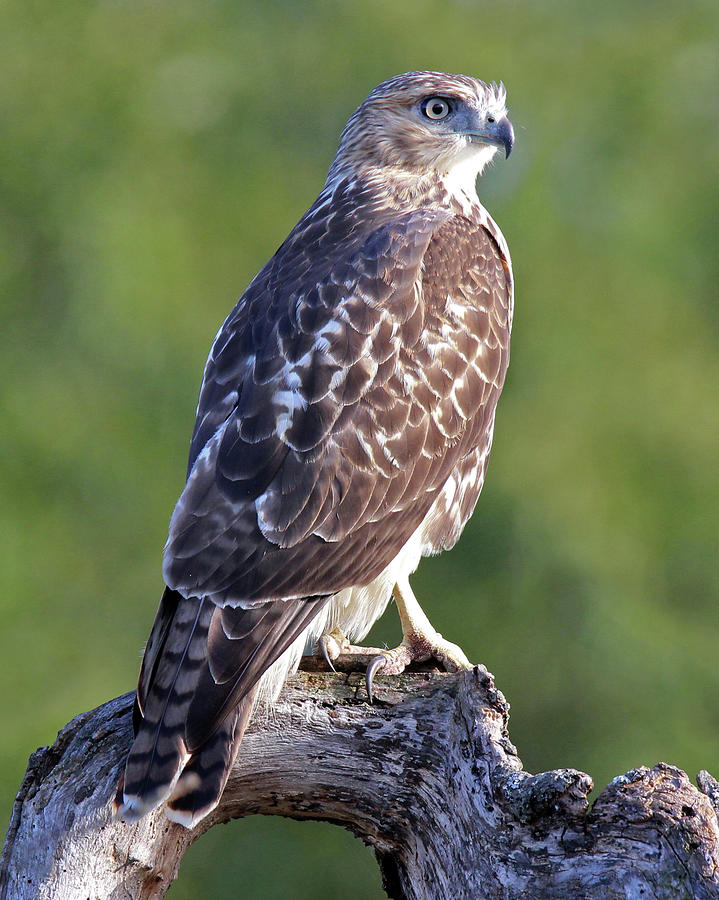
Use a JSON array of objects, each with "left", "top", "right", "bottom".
[
  {"left": 318, "top": 626, "right": 353, "bottom": 671},
  {"left": 364, "top": 630, "right": 471, "bottom": 703},
  {"left": 320, "top": 639, "right": 337, "bottom": 672},
  {"left": 366, "top": 655, "right": 387, "bottom": 704}
]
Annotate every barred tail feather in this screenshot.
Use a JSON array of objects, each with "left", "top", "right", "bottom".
[
  {"left": 116, "top": 596, "right": 214, "bottom": 821},
  {"left": 115, "top": 589, "right": 329, "bottom": 827},
  {"left": 165, "top": 689, "right": 256, "bottom": 828}
]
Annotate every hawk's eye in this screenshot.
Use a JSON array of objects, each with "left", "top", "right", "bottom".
[{"left": 422, "top": 97, "right": 452, "bottom": 120}]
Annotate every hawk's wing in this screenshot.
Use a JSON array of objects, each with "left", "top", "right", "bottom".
[{"left": 164, "top": 184, "right": 512, "bottom": 608}]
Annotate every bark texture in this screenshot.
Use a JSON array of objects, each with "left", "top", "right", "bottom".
[{"left": 2, "top": 658, "right": 719, "bottom": 899}]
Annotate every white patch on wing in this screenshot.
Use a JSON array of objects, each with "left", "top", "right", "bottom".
[
  {"left": 291, "top": 349, "right": 316, "bottom": 371},
  {"left": 354, "top": 427, "right": 378, "bottom": 467},
  {"left": 446, "top": 298, "right": 474, "bottom": 321},
  {"left": 400, "top": 369, "right": 419, "bottom": 393},
  {"left": 274, "top": 389, "right": 308, "bottom": 441},
  {"left": 319, "top": 318, "right": 344, "bottom": 338},
  {"left": 328, "top": 367, "right": 346, "bottom": 391}
]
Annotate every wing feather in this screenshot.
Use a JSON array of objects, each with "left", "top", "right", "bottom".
[{"left": 163, "top": 183, "right": 511, "bottom": 607}]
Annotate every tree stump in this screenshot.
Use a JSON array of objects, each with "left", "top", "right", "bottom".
[{"left": 2, "top": 658, "right": 719, "bottom": 899}]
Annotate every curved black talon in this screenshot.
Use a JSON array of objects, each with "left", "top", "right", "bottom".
[
  {"left": 320, "top": 639, "right": 337, "bottom": 673},
  {"left": 366, "top": 655, "right": 387, "bottom": 704}
]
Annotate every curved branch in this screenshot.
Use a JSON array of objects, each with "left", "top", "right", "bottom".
[{"left": 2, "top": 660, "right": 719, "bottom": 899}]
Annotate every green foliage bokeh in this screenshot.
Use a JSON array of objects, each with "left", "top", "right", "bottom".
[{"left": 2, "top": 1, "right": 718, "bottom": 895}]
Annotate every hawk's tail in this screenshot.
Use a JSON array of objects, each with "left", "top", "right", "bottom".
[
  {"left": 114, "top": 690, "right": 257, "bottom": 829},
  {"left": 114, "top": 587, "right": 328, "bottom": 827},
  {"left": 164, "top": 693, "right": 255, "bottom": 828}
]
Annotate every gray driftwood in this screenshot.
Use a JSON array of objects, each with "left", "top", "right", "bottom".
[{"left": 2, "top": 658, "right": 719, "bottom": 899}]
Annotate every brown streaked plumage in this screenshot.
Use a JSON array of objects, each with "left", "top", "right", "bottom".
[{"left": 116, "top": 70, "right": 515, "bottom": 828}]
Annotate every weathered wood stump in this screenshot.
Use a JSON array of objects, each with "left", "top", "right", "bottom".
[{"left": 2, "top": 658, "right": 719, "bottom": 899}]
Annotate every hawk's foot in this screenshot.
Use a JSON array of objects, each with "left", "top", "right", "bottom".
[
  {"left": 318, "top": 626, "right": 352, "bottom": 671},
  {"left": 317, "top": 626, "right": 377, "bottom": 671},
  {"left": 366, "top": 630, "right": 471, "bottom": 703},
  {"left": 365, "top": 576, "right": 472, "bottom": 702}
]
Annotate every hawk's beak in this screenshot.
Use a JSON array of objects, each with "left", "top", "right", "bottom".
[
  {"left": 464, "top": 115, "right": 515, "bottom": 158},
  {"left": 493, "top": 116, "right": 514, "bottom": 159}
]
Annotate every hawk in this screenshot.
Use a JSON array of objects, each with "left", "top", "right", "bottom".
[{"left": 116, "top": 71, "right": 514, "bottom": 828}]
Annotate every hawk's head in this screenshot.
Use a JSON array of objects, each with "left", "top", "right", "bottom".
[{"left": 329, "top": 71, "right": 513, "bottom": 188}]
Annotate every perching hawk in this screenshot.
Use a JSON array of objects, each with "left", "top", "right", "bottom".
[{"left": 116, "top": 71, "right": 514, "bottom": 828}]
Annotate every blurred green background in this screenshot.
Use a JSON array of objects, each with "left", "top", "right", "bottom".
[{"left": 2, "top": 0, "right": 718, "bottom": 895}]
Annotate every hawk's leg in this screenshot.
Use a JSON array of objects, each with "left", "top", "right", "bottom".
[{"left": 366, "top": 576, "right": 472, "bottom": 702}]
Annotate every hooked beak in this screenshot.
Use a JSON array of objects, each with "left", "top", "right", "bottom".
[{"left": 465, "top": 115, "right": 515, "bottom": 158}]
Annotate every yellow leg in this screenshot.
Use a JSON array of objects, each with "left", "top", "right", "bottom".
[{"left": 366, "top": 576, "right": 472, "bottom": 701}]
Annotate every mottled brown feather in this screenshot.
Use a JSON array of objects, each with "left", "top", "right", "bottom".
[{"left": 163, "top": 202, "right": 509, "bottom": 607}]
